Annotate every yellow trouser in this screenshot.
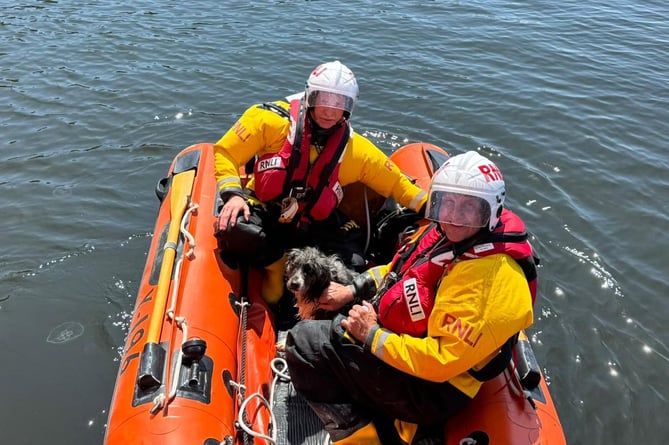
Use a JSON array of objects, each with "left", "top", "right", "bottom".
[{"left": 262, "top": 255, "right": 286, "bottom": 304}]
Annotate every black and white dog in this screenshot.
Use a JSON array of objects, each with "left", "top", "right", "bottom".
[{"left": 284, "top": 246, "right": 358, "bottom": 320}]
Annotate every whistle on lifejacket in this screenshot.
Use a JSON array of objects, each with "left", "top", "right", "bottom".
[{"left": 279, "top": 196, "right": 299, "bottom": 223}]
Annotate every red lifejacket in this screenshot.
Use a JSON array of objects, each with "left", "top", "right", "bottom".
[
  {"left": 375, "top": 209, "right": 538, "bottom": 337},
  {"left": 253, "top": 98, "right": 350, "bottom": 222}
]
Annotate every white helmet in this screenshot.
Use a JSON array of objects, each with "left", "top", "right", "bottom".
[
  {"left": 305, "top": 60, "right": 358, "bottom": 116},
  {"left": 426, "top": 151, "right": 505, "bottom": 231}
]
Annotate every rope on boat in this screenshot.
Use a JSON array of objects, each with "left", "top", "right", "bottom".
[
  {"left": 233, "top": 357, "right": 292, "bottom": 445},
  {"left": 237, "top": 393, "right": 277, "bottom": 445},
  {"left": 233, "top": 362, "right": 336, "bottom": 445},
  {"left": 148, "top": 315, "right": 189, "bottom": 414},
  {"left": 268, "top": 357, "right": 290, "bottom": 407},
  {"left": 234, "top": 291, "right": 254, "bottom": 445},
  {"left": 181, "top": 203, "right": 198, "bottom": 260},
  {"left": 166, "top": 317, "right": 188, "bottom": 404},
  {"left": 149, "top": 203, "right": 198, "bottom": 414}
]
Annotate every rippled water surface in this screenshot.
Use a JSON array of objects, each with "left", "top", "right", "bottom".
[{"left": 1, "top": 1, "right": 668, "bottom": 443}]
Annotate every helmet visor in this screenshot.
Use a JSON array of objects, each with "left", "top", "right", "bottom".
[
  {"left": 306, "top": 90, "right": 355, "bottom": 114},
  {"left": 426, "top": 191, "right": 490, "bottom": 228}
]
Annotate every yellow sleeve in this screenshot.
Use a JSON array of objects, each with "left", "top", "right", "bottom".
[
  {"left": 338, "top": 133, "right": 427, "bottom": 212},
  {"left": 368, "top": 254, "right": 533, "bottom": 394},
  {"left": 214, "top": 102, "right": 290, "bottom": 195},
  {"left": 365, "top": 264, "right": 390, "bottom": 288}
]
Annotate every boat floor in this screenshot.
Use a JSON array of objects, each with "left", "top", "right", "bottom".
[{"left": 272, "top": 330, "right": 329, "bottom": 445}]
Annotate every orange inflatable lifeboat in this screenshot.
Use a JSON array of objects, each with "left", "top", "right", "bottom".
[{"left": 103, "top": 142, "right": 566, "bottom": 445}]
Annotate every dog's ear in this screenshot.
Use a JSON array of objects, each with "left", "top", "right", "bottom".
[{"left": 285, "top": 248, "right": 299, "bottom": 262}]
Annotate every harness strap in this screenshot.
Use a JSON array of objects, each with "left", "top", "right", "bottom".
[
  {"left": 283, "top": 99, "right": 308, "bottom": 198},
  {"left": 392, "top": 224, "right": 488, "bottom": 276},
  {"left": 298, "top": 124, "right": 349, "bottom": 224},
  {"left": 248, "top": 102, "right": 291, "bottom": 176},
  {"left": 487, "top": 230, "right": 527, "bottom": 243},
  {"left": 487, "top": 230, "right": 540, "bottom": 282},
  {"left": 468, "top": 334, "right": 518, "bottom": 382},
  {"left": 257, "top": 102, "right": 290, "bottom": 119},
  {"left": 390, "top": 222, "right": 436, "bottom": 273}
]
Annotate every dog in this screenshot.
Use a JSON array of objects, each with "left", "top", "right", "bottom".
[{"left": 284, "top": 246, "right": 358, "bottom": 320}]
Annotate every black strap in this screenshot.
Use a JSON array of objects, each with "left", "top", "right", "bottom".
[
  {"left": 468, "top": 334, "right": 518, "bottom": 382},
  {"left": 257, "top": 101, "right": 290, "bottom": 119},
  {"left": 486, "top": 230, "right": 527, "bottom": 243},
  {"left": 390, "top": 222, "right": 438, "bottom": 274},
  {"left": 282, "top": 99, "right": 308, "bottom": 198}
]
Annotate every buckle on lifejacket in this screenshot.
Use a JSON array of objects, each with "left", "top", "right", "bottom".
[
  {"left": 370, "top": 271, "right": 399, "bottom": 310},
  {"left": 289, "top": 186, "right": 307, "bottom": 200}
]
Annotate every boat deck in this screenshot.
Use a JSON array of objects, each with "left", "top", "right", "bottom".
[{"left": 272, "top": 330, "right": 329, "bottom": 445}]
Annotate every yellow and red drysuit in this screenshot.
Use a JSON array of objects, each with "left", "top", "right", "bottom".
[
  {"left": 214, "top": 98, "right": 426, "bottom": 216},
  {"left": 213, "top": 96, "right": 428, "bottom": 303},
  {"left": 284, "top": 211, "right": 534, "bottom": 444}
]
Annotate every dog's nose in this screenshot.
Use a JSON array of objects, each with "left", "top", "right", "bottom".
[{"left": 287, "top": 280, "right": 300, "bottom": 291}]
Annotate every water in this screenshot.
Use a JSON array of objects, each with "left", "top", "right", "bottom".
[{"left": 1, "top": 1, "right": 668, "bottom": 443}]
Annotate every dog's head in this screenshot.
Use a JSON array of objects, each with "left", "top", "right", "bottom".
[
  {"left": 285, "top": 247, "right": 333, "bottom": 302},
  {"left": 285, "top": 247, "right": 343, "bottom": 320}
]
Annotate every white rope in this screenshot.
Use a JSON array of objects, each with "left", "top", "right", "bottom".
[
  {"left": 181, "top": 203, "right": 198, "bottom": 260},
  {"left": 166, "top": 317, "right": 188, "bottom": 406},
  {"left": 269, "top": 357, "right": 290, "bottom": 407},
  {"left": 149, "top": 393, "right": 165, "bottom": 415},
  {"left": 151, "top": 202, "right": 198, "bottom": 414},
  {"left": 231, "top": 356, "right": 295, "bottom": 444},
  {"left": 236, "top": 392, "right": 278, "bottom": 445}
]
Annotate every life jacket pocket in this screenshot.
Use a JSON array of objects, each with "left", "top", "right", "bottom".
[
  {"left": 308, "top": 186, "right": 340, "bottom": 221},
  {"left": 253, "top": 153, "right": 288, "bottom": 201}
]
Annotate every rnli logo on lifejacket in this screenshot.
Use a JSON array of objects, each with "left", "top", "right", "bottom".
[
  {"left": 403, "top": 278, "right": 426, "bottom": 323},
  {"left": 256, "top": 156, "right": 282, "bottom": 172}
]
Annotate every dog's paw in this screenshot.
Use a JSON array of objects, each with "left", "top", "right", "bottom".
[{"left": 276, "top": 338, "right": 287, "bottom": 352}]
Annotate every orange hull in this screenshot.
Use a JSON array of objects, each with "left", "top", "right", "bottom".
[
  {"left": 104, "top": 143, "right": 276, "bottom": 445},
  {"left": 445, "top": 332, "right": 565, "bottom": 444},
  {"left": 104, "top": 143, "right": 566, "bottom": 445}
]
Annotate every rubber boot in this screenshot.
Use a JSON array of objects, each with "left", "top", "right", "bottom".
[
  {"left": 332, "top": 422, "right": 381, "bottom": 445},
  {"left": 262, "top": 255, "right": 286, "bottom": 304}
]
